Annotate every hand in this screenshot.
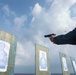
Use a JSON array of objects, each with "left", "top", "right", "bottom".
[{"left": 49, "top": 35, "right": 56, "bottom": 42}]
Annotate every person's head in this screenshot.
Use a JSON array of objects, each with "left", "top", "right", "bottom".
[
  {"left": 0, "top": 42, "right": 5, "bottom": 50},
  {"left": 42, "top": 52, "right": 45, "bottom": 57}
]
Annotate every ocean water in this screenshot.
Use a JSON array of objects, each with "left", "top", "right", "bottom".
[
  {"left": 14, "top": 74, "right": 35, "bottom": 75},
  {"left": 14, "top": 74, "right": 74, "bottom": 75}
]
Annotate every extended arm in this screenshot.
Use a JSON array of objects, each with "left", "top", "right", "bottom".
[{"left": 50, "top": 28, "right": 76, "bottom": 45}]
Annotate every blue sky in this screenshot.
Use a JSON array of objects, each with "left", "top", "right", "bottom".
[{"left": 0, "top": 0, "right": 76, "bottom": 74}]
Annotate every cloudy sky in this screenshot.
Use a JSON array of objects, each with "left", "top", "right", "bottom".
[{"left": 0, "top": 0, "right": 76, "bottom": 74}]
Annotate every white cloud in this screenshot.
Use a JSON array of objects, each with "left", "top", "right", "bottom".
[
  {"left": 13, "top": 15, "right": 27, "bottom": 30},
  {"left": 2, "top": 4, "right": 15, "bottom": 16},
  {"left": 2, "top": 5, "right": 28, "bottom": 37},
  {"left": 2, "top": 5, "right": 10, "bottom": 16},
  {"left": 15, "top": 41, "right": 35, "bottom": 66},
  {"left": 31, "top": 1, "right": 76, "bottom": 35},
  {"left": 32, "top": 3, "right": 42, "bottom": 16}
]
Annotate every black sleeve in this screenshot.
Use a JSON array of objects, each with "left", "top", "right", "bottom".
[{"left": 53, "top": 28, "right": 76, "bottom": 45}]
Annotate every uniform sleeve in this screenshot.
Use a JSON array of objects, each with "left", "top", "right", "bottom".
[{"left": 53, "top": 28, "right": 76, "bottom": 45}]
